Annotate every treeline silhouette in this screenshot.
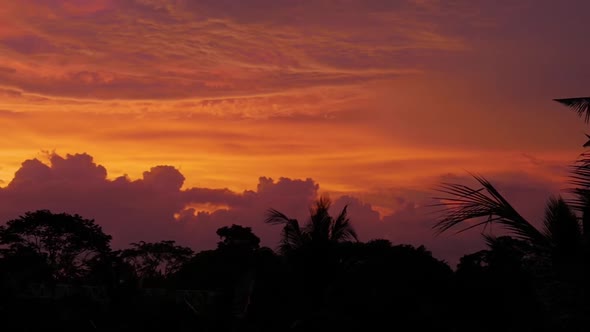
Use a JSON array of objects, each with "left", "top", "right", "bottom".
[
  {"left": 1, "top": 98, "right": 590, "bottom": 331},
  {"left": 0, "top": 203, "right": 583, "bottom": 332}
]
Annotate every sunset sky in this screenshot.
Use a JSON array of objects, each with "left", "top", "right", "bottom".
[{"left": 1, "top": 0, "right": 589, "bottom": 265}]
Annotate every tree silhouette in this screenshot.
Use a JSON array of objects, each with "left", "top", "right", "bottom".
[
  {"left": 0, "top": 210, "right": 111, "bottom": 281},
  {"left": 120, "top": 240, "right": 193, "bottom": 287},
  {"left": 432, "top": 99, "right": 590, "bottom": 254},
  {"left": 264, "top": 197, "right": 359, "bottom": 328},
  {"left": 314, "top": 240, "right": 455, "bottom": 332},
  {"left": 432, "top": 99, "right": 590, "bottom": 329},
  {"left": 265, "top": 196, "right": 358, "bottom": 254},
  {"left": 453, "top": 236, "right": 548, "bottom": 332},
  {"left": 432, "top": 177, "right": 580, "bottom": 255},
  {"left": 216, "top": 224, "right": 260, "bottom": 252}
]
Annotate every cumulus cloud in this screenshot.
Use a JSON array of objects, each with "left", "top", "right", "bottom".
[
  {"left": 0, "top": 152, "right": 567, "bottom": 267},
  {"left": 0, "top": 153, "right": 321, "bottom": 251}
]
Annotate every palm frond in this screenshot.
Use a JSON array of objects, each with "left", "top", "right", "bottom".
[
  {"left": 266, "top": 196, "right": 359, "bottom": 253},
  {"left": 330, "top": 205, "right": 358, "bottom": 242},
  {"left": 265, "top": 209, "right": 295, "bottom": 225},
  {"left": 567, "top": 152, "right": 590, "bottom": 211},
  {"left": 265, "top": 208, "right": 308, "bottom": 253},
  {"left": 542, "top": 196, "right": 581, "bottom": 255},
  {"left": 482, "top": 233, "right": 498, "bottom": 248},
  {"left": 566, "top": 151, "right": 590, "bottom": 242},
  {"left": 432, "top": 174, "right": 550, "bottom": 248},
  {"left": 554, "top": 97, "right": 590, "bottom": 123},
  {"left": 278, "top": 219, "right": 307, "bottom": 255},
  {"left": 308, "top": 196, "right": 332, "bottom": 241}
]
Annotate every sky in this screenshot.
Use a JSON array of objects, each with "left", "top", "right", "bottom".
[{"left": 0, "top": 0, "right": 589, "bottom": 265}]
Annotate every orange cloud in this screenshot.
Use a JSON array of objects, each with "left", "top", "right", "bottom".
[{"left": 0, "top": 0, "right": 472, "bottom": 101}]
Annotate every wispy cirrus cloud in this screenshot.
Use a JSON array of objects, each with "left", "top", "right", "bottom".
[{"left": 0, "top": 0, "right": 474, "bottom": 104}]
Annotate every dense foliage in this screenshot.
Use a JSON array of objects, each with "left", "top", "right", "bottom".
[{"left": 0, "top": 206, "right": 581, "bottom": 332}]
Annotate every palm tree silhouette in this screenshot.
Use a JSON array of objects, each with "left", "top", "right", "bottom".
[
  {"left": 265, "top": 197, "right": 358, "bottom": 328},
  {"left": 433, "top": 98, "right": 590, "bottom": 251},
  {"left": 265, "top": 196, "right": 358, "bottom": 254},
  {"left": 432, "top": 98, "right": 590, "bottom": 328},
  {"left": 432, "top": 179, "right": 581, "bottom": 259}
]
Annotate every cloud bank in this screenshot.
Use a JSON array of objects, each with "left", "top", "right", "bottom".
[{"left": 0, "top": 152, "right": 564, "bottom": 266}]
